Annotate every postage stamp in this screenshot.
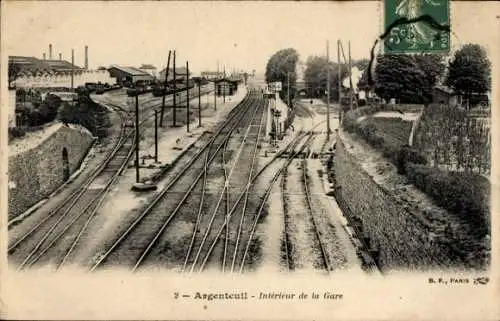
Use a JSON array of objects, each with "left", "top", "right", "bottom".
[{"left": 384, "top": 0, "right": 450, "bottom": 53}]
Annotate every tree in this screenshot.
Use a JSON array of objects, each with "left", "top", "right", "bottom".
[
  {"left": 8, "top": 62, "right": 20, "bottom": 88},
  {"left": 374, "top": 54, "right": 445, "bottom": 104},
  {"left": 265, "top": 48, "right": 299, "bottom": 102},
  {"left": 303, "top": 55, "right": 347, "bottom": 100},
  {"left": 446, "top": 44, "right": 491, "bottom": 108}
]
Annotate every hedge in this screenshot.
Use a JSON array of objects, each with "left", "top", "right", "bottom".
[
  {"left": 406, "top": 163, "right": 490, "bottom": 237},
  {"left": 343, "top": 111, "right": 427, "bottom": 173}
]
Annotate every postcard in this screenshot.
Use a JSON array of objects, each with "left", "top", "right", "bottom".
[{"left": 1, "top": 1, "right": 498, "bottom": 319}]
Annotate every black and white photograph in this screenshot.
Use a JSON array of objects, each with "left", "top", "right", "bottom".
[{"left": 1, "top": 1, "right": 498, "bottom": 319}]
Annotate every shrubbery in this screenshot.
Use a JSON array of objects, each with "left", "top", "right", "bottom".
[
  {"left": 57, "top": 99, "right": 111, "bottom": 139},
  {"left": 16, "top": 93, "right": 62, "bottom": 127},
  {"left": 406, "top": 163, "right": 490, "bottom": 237},
  {"left": 343, "top": 107, "right": 427, "bottom": 173},
  {"left": 8, "top": 127, "right": 26, "bottom": 142},
  {"left": 342, "top": 105, "right": 491, "bottom": 237}
]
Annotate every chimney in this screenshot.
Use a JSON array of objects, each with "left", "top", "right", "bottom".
[
  {"left": 49, "top": 44, "right": 53, "bottom": 59},
  {"left": 84, "top": 45, "right": 88, "bottom": 70},
  {"left": 59, "top": 53, "right": 62, "bottom": 60},
  {"left": 43, "top": 53, "right": 46, "bottom": 60}
]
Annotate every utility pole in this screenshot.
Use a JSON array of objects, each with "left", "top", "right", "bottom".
[
  {"left": 186, "top": 61, "right": 190, "bottom": 133},
  {"left": 287, "top": 72, "right": 290, "bottom": 107},
  {"left": 198, "top": 80, "right": 202, "bottom": 127},
  {"left": 135, "top": 94, "right": 140, "bottom": 183},
  {"left": 154, "top": 109, "right": 158, "bottom": 163},
  {"left": 223, "top": 66, "right": 226, "bottom": 104},
  {"left": 326, "top": 40, "right": 331, "bottom": 138},
  {"left": 160, "top": 50, "right": 171, "bottom": 127},
  {"left": 71, "top": 49, "right": 75, "bottom": 89},
  {"left": 348, "top": 41, "right": 353, "bottom": 111},
  {"left": 173, "top": 50, "right": 177, "bottom": 127},
  {"left": 338, "top": 40, "right": 342, "bottom": 125}
]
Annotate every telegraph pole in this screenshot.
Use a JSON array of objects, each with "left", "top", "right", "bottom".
[
  {"left": 326, "top": 40, "right": 331, "bottom": 137},
  {"left": 154, "top": 109, "right": 159, "bottom": 163},
  {"left": 173, "top": 50, "right": 177, "bottom": 127},
  {"left": 160, "top": 50, "right": 171, "bottom": 127},
  {"left": 135, "top": 94, "right": 140, "bottom": 183},
  {"left": 198, "top": 80, "right": 202, "bottom": 127},
  {"left": 348, "top": 41, "right": 353, "bottom": 111},
  {"left": 338, "top": 40, "right": 342, "bottom": 125},
  {"left": 186, "top": 61, "right": 190, "bottom": 133},
  {"left": 287, "top": 72, "right": 290, "bottom": 107},
  {"left": 223, "top": 66, "right": 226, "bottom": 104},
  {"left": 71, "top": 49, "right": 75, "bottom": 89}
]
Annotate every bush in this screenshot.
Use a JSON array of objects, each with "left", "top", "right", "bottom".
[
  {"left": 57, "top": 100, "right": 111, "bottom": 139},
  {"left": 8, "top": 127, "right": 26, "bottom": 141},
  {"left": 406, "top": 163, "right": 490, "bottom": 237}
]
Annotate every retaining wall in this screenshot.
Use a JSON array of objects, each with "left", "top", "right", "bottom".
[
  {"left": 334, "top": 136, "right": 460, "bottom": 271},
  {"left": 8, "top": 123, "right": 94, "bottom": 220}
]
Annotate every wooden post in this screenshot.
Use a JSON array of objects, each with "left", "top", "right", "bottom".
[
  {"left": 160, "top": 50, "right": 171, "bottom": 127},
  {"left": 186, "top": 61, "right": 190, "bottom": 133},
  {"left": 173, "top": 50, "right": 177, "bottom": 127},
  {"left": 154, "top": 109, "right": 158, "bottom": 163},
  {"left": 348, "top": 41, "right": 353, "bottom": 111},
  {"left": 198, "top": 81, "right": 202, "bottom": 127},
  {"left": 135, "top": 94, "right": 140, "bottom": 183},
  {"left": 214, "top": 80, "right": 217, "bottom": 111},
  {"left": 338, "top": 40, "right": 342, "bottom": 125},
  {"left": 71, "top": 49, "right": 74, "bottom": 89},
  {"left": 326, "top": 40, "right": 331, "bottom": 137}
]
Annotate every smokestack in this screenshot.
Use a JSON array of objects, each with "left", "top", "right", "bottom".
[
  {"left": 43, "top": 53, "right": 46, "bottom": 60},
  {"left": 59, "top": 53, "right": 62, "bottom": 61},
  {"left": 84, "top": 45, "right": 88, "bottom": 70},
  {"left": 49, "top": 44, "right": 53, "bottom": 59}
]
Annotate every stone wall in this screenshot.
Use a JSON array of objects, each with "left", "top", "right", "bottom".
[
  {"left": 334, "top": 137, "right": 459, "bottom": 271},
  {"left": 8, "top": 123, "right": 94, "bottom": 220}
]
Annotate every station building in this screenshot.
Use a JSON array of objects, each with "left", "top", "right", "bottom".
[
  {"left": 214, "top": 78, "right": 239, "bottom": 96},
  {"left": 108, "top": 65, "right": 154, "bottom": 86}
]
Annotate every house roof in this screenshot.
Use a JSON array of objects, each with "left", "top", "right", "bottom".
[
  {"left": 109, "top": 65, "right": 151, "bottom": 76},
  {"left": 139, "top": 64, "right": 157, "bottom": 70},
  {"left": 9, "top": 56, "right": 81, "bottom": 75},
  {"left": 44, "top": 60, "right": 82, "bottom": 72}
]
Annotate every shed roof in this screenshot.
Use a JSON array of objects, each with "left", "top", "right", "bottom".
[
  {"left": 9, "top": 56, "right": 81, "bottom": 75},
  {"left": 109, "top": 65, "right": 150, "bottom": 76}
]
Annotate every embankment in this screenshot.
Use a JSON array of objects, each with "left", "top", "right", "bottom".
[{"left": 8, "top": 123, "right": 94, "bottom": 220}]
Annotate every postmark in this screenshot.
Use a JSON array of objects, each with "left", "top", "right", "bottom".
[{"left": 384, "top": 0, "right": 450, "bottom": 53}]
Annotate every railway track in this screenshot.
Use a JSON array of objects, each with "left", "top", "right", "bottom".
[
  {"left": 181, "top": 94, "right": 266, "bottom": 273},
  {"left": 88, "top": 89, "right": 261, "bottom": 271},
  {"left": 8, "top": 103, "right": 134, "bottom": 270},
  {"left": 8, "top": 87, "right": 209, "bottom": 270}
]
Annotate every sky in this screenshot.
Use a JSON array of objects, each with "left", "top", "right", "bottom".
[{"left": 2, "top": 1, "right": 499, "bottom": 75}]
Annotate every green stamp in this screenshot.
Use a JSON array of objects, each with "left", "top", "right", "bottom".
[{"left": 384, "top": 0, "right": 450, "bottom": 53}]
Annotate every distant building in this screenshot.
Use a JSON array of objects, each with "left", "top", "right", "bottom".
[
  {"left": 201, "top": 71, "right": 224, "bottom": 80},
  {"left": 138, "top": 64, "right": 158, "bottom": 78},
  {"left": 214, "top": 78, "right": 238, "bottom": 96},
  {"left": 159, "top": 67, "right": 190, "bottom": 82},
  {"left": 432, "top": 85, "right": 459, "bottom": 106},
  {"left": 108, "top": 65, "right": 154, "bottom": 85},
  {"left": 9, "top": 56, "right": 114, "bottom": 88}
]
